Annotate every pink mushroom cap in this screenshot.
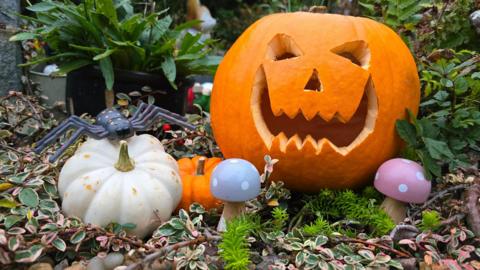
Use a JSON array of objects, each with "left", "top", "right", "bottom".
[{"left": 374, "top": 158, "right": 431, "bottom": 204}]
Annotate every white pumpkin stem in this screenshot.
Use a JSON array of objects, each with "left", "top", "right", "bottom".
[
  {"left": 196, "top": 157, "right": 206, "bottom": 175},
  {"left": 115, "top": 141, "right": 135, "bottom": 172}
]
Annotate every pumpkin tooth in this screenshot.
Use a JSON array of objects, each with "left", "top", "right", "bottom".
[
  {"left": 318, "top": 138, "right": 343, "bottom": 154},
  {"left": 270, "top": 132, "right": 288, "bottom": 152},
  {"left": 286, "top": 134, "right": 302, "bottom": 151},
  {"left": 333, "top": 112, "right": 348, "bottom": 124},
  {"left": 317, "top": 111, "right": 336, "bottom": 123},
  {"left": 271, "top": 106, "right": 284, "bottom": 117},
  {"left": 301, "top": 109, "right": 318, "bottom": 121},
  {"left": 302, "top": 135, "right": 318, "bottom": 150},
  {"left": 283, "top": 108, "right": 300, "bottom": 119}
]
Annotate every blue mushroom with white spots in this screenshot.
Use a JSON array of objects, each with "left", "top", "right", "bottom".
[{"left": 210, "top": 158, "right": 260, "bottom": 231}]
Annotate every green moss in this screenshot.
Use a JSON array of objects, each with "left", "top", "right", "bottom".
[
  {"left": 303, "top": 188, "right": 395, "bottom": 236},
  {"left": 419, "top": 210, "right": 441, "bottom": 231}
]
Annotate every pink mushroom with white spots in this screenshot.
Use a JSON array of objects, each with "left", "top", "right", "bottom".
[{"left": 374, "top": 158, "right": 431, "bottom": 223}]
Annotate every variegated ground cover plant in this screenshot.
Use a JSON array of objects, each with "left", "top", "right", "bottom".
[{"left": 0, "top": 93, "right": 479, "bottom": 269}]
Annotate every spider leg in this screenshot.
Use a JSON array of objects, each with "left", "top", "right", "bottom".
[
  {"left": 131, "top": 106, "right": 196, "bottom": 131},
  {"left": 131, "top": 103, "right": 188, "bottom": 123},
  {"left": 35, "top": 120, "right": 79, "bottom": 153},
  {"left": 35, "top": 117, "right": 106, "bottom": 154},
  {"left": 48, "top": 128, "right": 85, "bottom": 162},
  {"left": 131, "top": 101, "right": 149, "bottom": 120}
]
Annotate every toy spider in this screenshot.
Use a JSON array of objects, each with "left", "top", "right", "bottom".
[{"left": 35, "top": 102, "right": 196, "bottom": 162}]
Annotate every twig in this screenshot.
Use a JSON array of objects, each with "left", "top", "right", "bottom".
[
  {"left": 126, "top": 234, "right": 221, "bottom": 270},
  {"left": 465, "top": 184, "right": 480, "bottom": 236},
  {"left": 336, "top": 238, "right": 412, "bottom": 258},
  {"left": 440, "top": 213, "right": 465, "bottom": 226},
  {"left": 411, "top": 184, "right": 468, "bottom": 217}
]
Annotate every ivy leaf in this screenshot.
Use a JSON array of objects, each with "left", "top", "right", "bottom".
[
  {"left": 19, "top": 188, "right": 39, "bottom": 208},
  {"left": 70, "top": 230, "right": 86, "bottom": 244},
  {"left": 52, "top": 238, "right": 66, "bottom": 252}
]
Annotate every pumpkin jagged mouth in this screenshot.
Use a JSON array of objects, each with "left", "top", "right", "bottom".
[{"left": 251, "top": 67, "right": 378, "bottom": 155}]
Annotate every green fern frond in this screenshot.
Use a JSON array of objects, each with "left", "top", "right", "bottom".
[
  {"left": 218, "top": 216, "right": 255, "bottom": 270},
  {"left": 271, "top": 207, "right": 289, "bottom": 232},
  {"left": 419, "top": 210, "right": 441, "bottom": 231}
]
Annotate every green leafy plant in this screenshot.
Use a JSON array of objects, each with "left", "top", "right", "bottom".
[
  {"left": 218, "top": 216, "right": 255, "bottom": 270},
  {"left": 302, "top": 215, "right": 333, "bottom": 236},
  {"left": 359, "top": 0, "right": 479, "bottom": 55},
  {"left": 10, "top": 0, "right": 220, "bottom": 91},
  {"left": 271, "top": 207, "right": 289, "bottom": 232},
  {"left": 419, "top": 210, "right": 441, "bottom": 231},
  {"left": 396, "top": 50, "right": 480, "bottom": 178}
]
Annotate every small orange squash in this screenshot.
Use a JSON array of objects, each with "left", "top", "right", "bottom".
[{"left": 176, "top": 156, "right": 222, "bottom": 211}]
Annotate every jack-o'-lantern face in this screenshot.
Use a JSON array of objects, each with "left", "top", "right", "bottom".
[{"left": 211, "top": 13, "right": 420, "bottom": 191}]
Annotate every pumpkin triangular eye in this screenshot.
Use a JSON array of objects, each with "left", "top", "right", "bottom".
[
  {"left": 304, "top": 69, "right": 323, "bottom": 92},
  {"left": 266, "top": 34, "right": 303, "bottom": 61},
  {"left": 331, "top": 40, "right": 370, "bottom": 69}
]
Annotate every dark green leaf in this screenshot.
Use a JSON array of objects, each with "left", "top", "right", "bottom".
[
  {"left": 26, "top": 2, "right": 56, "bottom": 12},
  {"left": 161, "top": 57, "right": 176, "bottom": 89},
  {"left": 424, "top": 138, "right": 454, "bottom": 159},
  {"left": 396, "top": 120, "right": 417, "bottom": 146},
  {"left": 57, "top": 59, "right": 92, "bottom": 74},
  {"left": 99, "top": 58, "right": 115, "bottom": 90},
  {"left": 9, "top": 32, "right": 37, "bottom": 42}
]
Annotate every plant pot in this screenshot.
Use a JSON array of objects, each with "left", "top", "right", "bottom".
[
  {"left": 65, "top": 66, "right": 189, "bottom": 116},
  {"left": 29, "top": 64, "right": 67, "bottom": 111}
]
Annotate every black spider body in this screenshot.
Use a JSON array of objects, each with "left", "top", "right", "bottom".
[
  {"left": 35, "top": 102, "right": 196, "bottom": 162},
  {"left": 96, "top": 109, "right": 134, "bottom": 139}
]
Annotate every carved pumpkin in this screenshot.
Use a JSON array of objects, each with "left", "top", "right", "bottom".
[
  {"left": 211, "top": 13, "right": 420, "bottom": 191},
  {"left": 58, "top": 134, "right": 182, "bottom": 238},
  {"left": 176, "top": 156, "right": 222, "bottom": 210}
]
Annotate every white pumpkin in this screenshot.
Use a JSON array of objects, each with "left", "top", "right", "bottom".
[{"left": 58, "top": 134, "right": 182, "bottom": 238}]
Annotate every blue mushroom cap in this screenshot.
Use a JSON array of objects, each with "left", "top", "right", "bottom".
[{"left": 210, "top": 158, "right": 261, "bottom": 202}]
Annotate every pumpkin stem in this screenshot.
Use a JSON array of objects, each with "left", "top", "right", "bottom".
[
  {"left": 196, "top": 157, "right": 206, "bottom": 175},
  {"left": 115, "top": 141, "right": 135, "bottom": 172},
  {"left": 308, "top": 6, "right": 327, "bottom": 13}
]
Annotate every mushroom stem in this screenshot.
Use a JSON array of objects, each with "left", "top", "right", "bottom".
[
  {"left": 196, "top": 157, "right": 206, "bottom": 175},
  {"left": 115, "top": 141, "right": 135, "bottom": 172},
  {"left": 217, "top": 201, "right": 245, "bottom": 232},
  {"left": 380, "top": 197, "right": 406, "bottom": 224}
]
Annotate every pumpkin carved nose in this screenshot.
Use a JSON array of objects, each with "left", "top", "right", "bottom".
[{"left": 304, "top": 69, "right": 323, "bottom": 92}]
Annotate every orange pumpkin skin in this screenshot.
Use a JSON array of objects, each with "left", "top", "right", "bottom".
[
  {"left": 176, "top": 156, "right": 222, "bottom": 211},
  {"left": 211, "top": 13, "right": 420, "bottom": 192}
]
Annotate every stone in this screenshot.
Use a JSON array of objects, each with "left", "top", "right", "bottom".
[
  {"left": 470, "top": 10, "right": 480, "bottom": 34},
  {"left": 103, "top": 253, "right": 124, "bottom": 270},
  {"left": 86, "top": 256, "right": 105, "bottom": 270},
  {"left": 28, "top": 263, "right": 53, "bottom": 270},
  {"left": 65, "top": 263, "right": 87, "bottom": 270},
  {"left": 0, "top": 0, "right": 22, "bottom": 95}
]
